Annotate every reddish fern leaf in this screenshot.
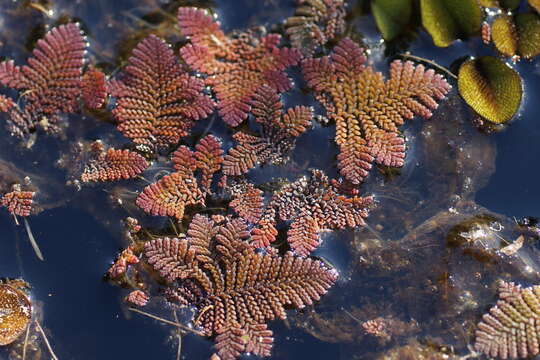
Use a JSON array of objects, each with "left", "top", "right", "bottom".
[
  {"left": 190, "top": 251, "right": 337, "bottom": 335},
  {"left": 82, "top": 66, "right": 107, "bottom": 110},
  {"left": 186, "top": 214, "right": 217, "bottom": 263},
  {"left": 112, "top": 34, "right": 214, "bottom": 149},
  {"left": 178, "top": 7, "right": 302, "bottom": 127},
  {"left": 287, "top": 214, "right": 321, "bottom": 256},
  {"left": 144, "top": 237, "right": 196, "bottom": 282},
  {"left": 214, "top": 323, "right": 273, "bottom": 360},
  {"left": 223, "top": 85, "right": 313, "bottom": 175},
  {"left": 80, "top": 141, "right": 148, "bottom": 183},
  {"left": 0, "top": 23, "right": 86, "bottom": 136},
  {"left": 108, "top": 247, "right": 139, "bottom": 279},
  {"left": 222, "top": 132, "right": 267, "bottom": 175},
  {"left": 302, "top": 38, "right": 451, "bottom": 184},
  {"left": 125, "top": 290, "right": 149, "bottom": 307},
  {"left": 0, "top": 94, "right": 14, "bottom": 112},
  {"left": 171, "top": 145, "right": 198, "bottom": 174},
  {"left": 1, "top": 186, "right": 35, "bottom": 217},
  {"left": 284, "top": 0, "right": 346, "bottom": 56},
  {"left": 138, "top": 135, "right": 223, "bottom": 219},
  {"left": 229, "top": 182, "right": 264, "bottom": 224},
  {"left": 139, "top": 214, "right": 337, "bottom": 359},
  {"left": 193, "top": 135, "right": 224, "bottom": 193},
  {"left": 251, "top": 211, "right": 279, "bottom": 248},
  {"left": 272, "top": 170, "right": 373, "bottom": 256},
  {"left": 475, "top": 281, "right": 540, "bottom": 359},
  {"left": 136, "top": 171, "right": 204, "bottom": 220}
]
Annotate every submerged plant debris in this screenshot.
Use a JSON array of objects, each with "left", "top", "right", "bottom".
[{"left": 0, "top": 0, "right": 539, "bottom": 359}]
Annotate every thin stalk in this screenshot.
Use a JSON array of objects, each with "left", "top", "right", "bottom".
[
  {"left": 173, "top": 310, "right": 183, "bottom": 360},
  {"left": 22, "top": 321, "right": 30, "bottom": 360},
  {"left": 35, "top": 320, "right": 58, "bottom": 360},
  {"left": 128, "top": 307, "right": 205, "bottom": 336},
  {"left": 398, "top": 53, "right": 457, "bottom": 79},
  {"left": 24, "top": 218, "right": 44, "bottom": 261}
]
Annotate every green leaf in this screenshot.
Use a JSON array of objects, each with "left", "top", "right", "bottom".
[
  {"left": 492, "top": 14, "right": 519, "bottom": 57},
  {"left": 515, "top": 12, "right": 540, "bottom": 59},
  {"left": 492, "top": 13, "right": 540, "bottom": 59},
  {"left": 479, "top": 0, "right": 499, "bottom": 7},
  {"left": 371, "top": 0, "right": 413, "bottom": 41},
  {"left": 421, "top": 0, "right": 482, "bottom": 47},
  {"left": 458, "top": 56, "right": 522, "bottom": 124}
]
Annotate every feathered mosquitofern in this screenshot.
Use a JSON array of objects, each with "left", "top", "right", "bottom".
[
  {"left": 475, "top": 280, "right": 540, "bottom": 359},
  {"left": 177, "top": 7, "right": 302, "bottom": 127},
  {"left": 302, "top": 37, "right": 451, "bottom": 185},
  {"left": 135, "top": 135, "right": 224, "bottom": 220},
  {"left": 140, "top": 214, "right": 338, "bottom": 360},
  {"left": 111, "top": 34, "right": 215, "bottom": 150},
  {"left": 250, "top": 170, "right": 374, "bottom": 256},
  {"left": 0, "top": 23, "right": 86, "bottom": 137},
  {"left": 222, "top": 85, "right": 313, "bottom": 176}
]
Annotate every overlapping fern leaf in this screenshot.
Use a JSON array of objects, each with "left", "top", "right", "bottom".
[
  {"left": 302, "top": 37, "right": 451, "bottom": 184},
  {"left": 0, "top": 23, "right": 86, "bottom": 137},
  {"left": 111, "top": 34, "right": 215, "bottom": 150},
  {"left": 143, "top": 214, "right": 338, "bottom": 360}
]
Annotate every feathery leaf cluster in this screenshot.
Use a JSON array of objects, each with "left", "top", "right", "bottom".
[
  {"left": 80, "top": 141, "right": 148, "bottom": 183},
  {"left": 222, "top": 85, "right": 313, "bottom": 175},
  {"left": 0, "top": 23, "right": 86, "bottom": 137},
  {"left": 270, "top": 170, "right": 373, "bottom": 255},
  {"left": 302, "top": 37, "right": 451, "bottom": 184},
  {"left": 284, "top": 0, "right": 346, "bottom": 56},
  {"left": 1, "top": 187, "right": 35, "bottom": 217},
  {"left": 136, "top": 135, "right": 223, "bottom": 220},
  {"left": 475, "top": 281, "right": 540, "bottom": 359},
  {"left": 143, "top": 214, "right": 338, "bottom": 359},
  {"left": 178, "top": 7, "right": 302, "bottom": 127},
  {"left": 111, "top": 34, "right": 215, "bottom": 150}
]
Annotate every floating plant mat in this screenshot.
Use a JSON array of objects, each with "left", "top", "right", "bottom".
[{"left": 0, "top": 0, "right": 539, "bottom": 360}]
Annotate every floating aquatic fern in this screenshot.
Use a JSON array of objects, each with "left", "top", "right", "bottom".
[
  {"left": 302, "top": 37, "right": 451, "bottom": 184},
  {"left": 142, "top": 214, "right": 337, "bottom": 360},
  {"left": 177, "top": 7, "right": 302, "bottom": 127},
  {"left": 0, "top": 23, "right": 86, "bottom": 137}
]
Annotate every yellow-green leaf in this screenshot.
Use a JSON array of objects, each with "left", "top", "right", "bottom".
[
  {"left": 479, "top": 0, "right": 499, "bottom": 6},
  {"left": 492, "top": 13, "right": 540, "bottom": 59},
  {"left": 458, "top": 56, "right": 522, "bottom": 124},
  {"left": 372, "top": 0, "right": 413, "bottom": 41},
  {"left": 421, "top": 0, "right": 482, "bottom": 47},
  {"left": 492, "top": 14, "right": 519, "bottom": 57},
  {"left": 515, "top": 12, "right": 540, "bottom": 59}
]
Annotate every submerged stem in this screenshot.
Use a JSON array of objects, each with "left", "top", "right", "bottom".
[
  {"left": 398, "top": 53, "right": 458, "bottom": 79},
  {"left": 23, "top": 218, "right": 44, "bottom": 261},
  {"left": 35, "top": 320, "right": 58, "bottom": 360},
  {"left": 128, "top": 307, "right": 205, "bottom": 336}
]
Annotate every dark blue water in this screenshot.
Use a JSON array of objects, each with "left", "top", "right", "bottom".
[{"left": 1, "top": 0, "right": 539, "bottom": 359}]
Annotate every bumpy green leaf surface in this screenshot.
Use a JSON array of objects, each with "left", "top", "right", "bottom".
[
  {"left": 492, "top": 13, "right": 540, "bottom": 59},
  {"left": 372, "top": 0, "right": 413, "bottom": 41},
  {"left": 458, "top": 56, "right": 522, "bottom": 124},
  {"left": 421, "top": 0, "right": 482, "bottom": 47},
  {"left": 515, "top": 12, "right": 540, "bottom": 59},
  {"left": 492, "top": 14, "right": 519, "bottom": 57}
]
